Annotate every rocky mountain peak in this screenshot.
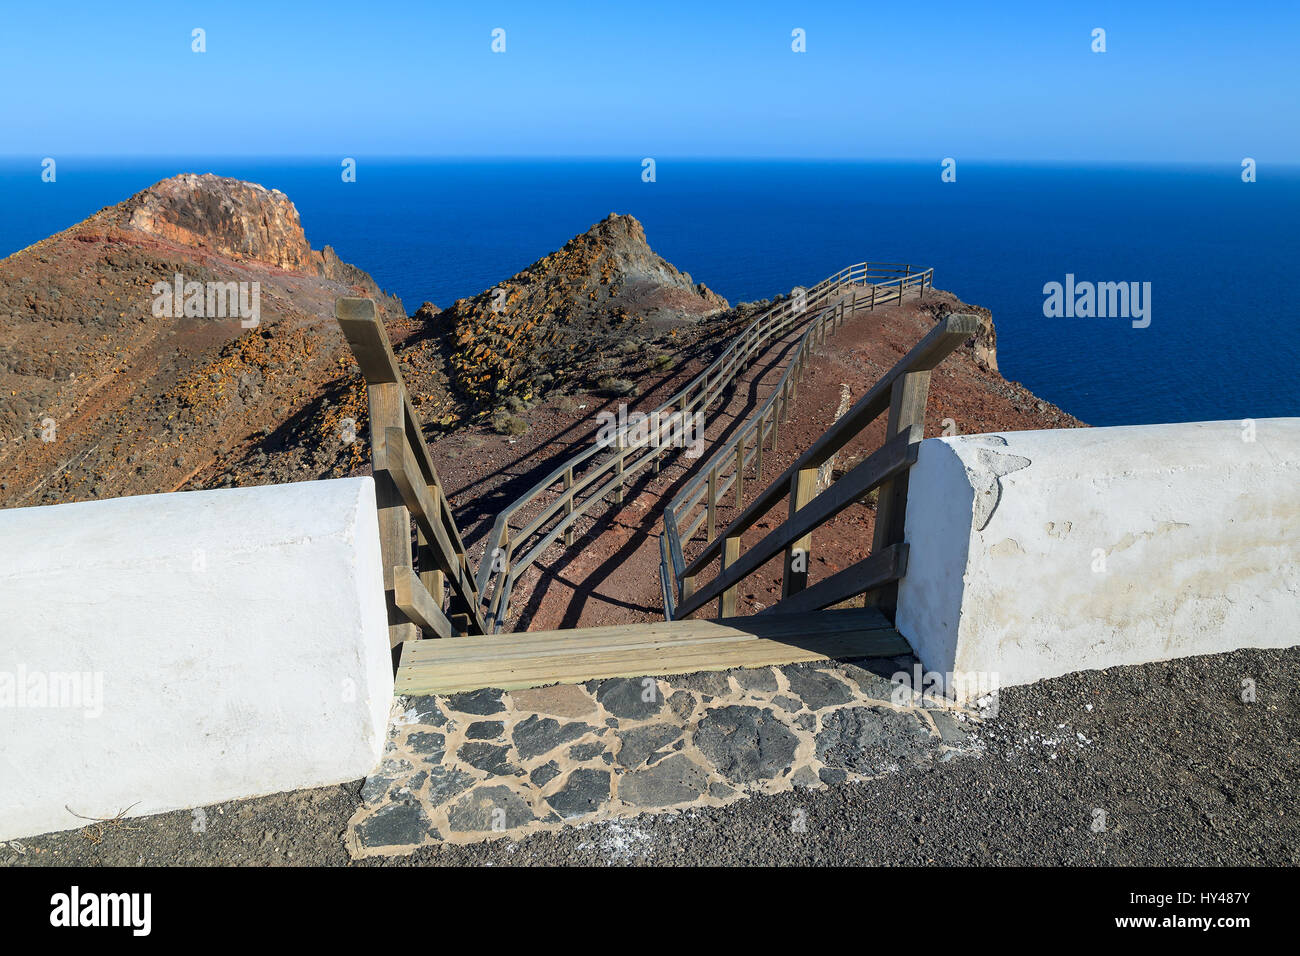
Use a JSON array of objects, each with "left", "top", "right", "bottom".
[
  {"left": 431, "top": 212, "right": 728, "bottom": 406},
  {"left": 114, "top": 173, "right": 316, "bottom": 272}
]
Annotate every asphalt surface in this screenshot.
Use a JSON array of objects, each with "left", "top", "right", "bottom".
[{"left": 6, "top": 644, "right": 1297, "bottom": 867}]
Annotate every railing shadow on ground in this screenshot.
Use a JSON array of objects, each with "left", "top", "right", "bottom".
[{"left": 510, "top": 328, "right": 811, "bottom": 630}]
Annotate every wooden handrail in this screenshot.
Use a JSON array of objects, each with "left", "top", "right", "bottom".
[
  {"left": 670, "top": 426, "right": 921, "bottom": 620},
  {"left": 674, "top": 311, "right": 974, "bottom": 580},
  {"left": 474, "top": 261, "right": 930, "bottom": 631},
  {"left": 661, "top": 306, "right": 976, "bottom": 624},
  {"left": 335, "top": 297, "right": 488, "bottom": 644}
]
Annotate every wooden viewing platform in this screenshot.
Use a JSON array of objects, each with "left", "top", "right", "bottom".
[{"left": 393, "top": 607, "right": 910, "bottom": 696}]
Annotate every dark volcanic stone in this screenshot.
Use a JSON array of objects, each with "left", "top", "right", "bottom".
[
  {"left": 356, "top": 802, "right": 434, "bottom": 848},
  {"left": 511, "top": 715, "right": 597, "bottom": 760},
  {"left": 465, "top": 720, "right": 505, "bottom": 741},
  {"left": 837, "top": 659, "right": 904, "bottom": 700},
  {"left": 596, "top": 677, "right": 664, "bottom": 719},
  {"left": 403, "top": 696, "right": 448, "bottom": 727},
  {"left": 930, "top": 710, "right": 974, "bottom": 747},
  {"left": 791, "top": 765, "right": 820, "bottom": 789},
  {"left": 456, "top": 742, "right": 520, "bottom": 776},
  {"left": 733, "top": 667, "right": 779, "bottom": 693},
  {"left": 446, "top": 785, "right": 535, "bottom": 833},
  {"left": 396, "top": 770, "right": 428, "bottom": 795},
  {"left": 445, "top": 687, "right": 506, "bottom": 716},
  {"left": 670, "top": 671, "right": 732, "bottom": 698},
  {"left": 668, "top": 691, "right": 696, "bottom": 720},
  {"left": 818, "top": 767, "right": 848, "bottom": 785},
  {"left": 694, "top": 705, "right": 799, "bottom": 783},
  {"left": 616, "top": 724, "right": 683, "bottom": 769},
  {"left": 772, "top": 695, "right": 802, "bottom": 713},
  {"left": 406, "top": 732, "right": 446, "bottom": 757},
  {"left": 568, "top": 742, "right": 605, "bottom": 761},
  {"left": 816, "top": 705, "right": 934, "bottom": 774},
  {"left": 783, "top": 667, "right": 855, "bottom": 710},
  {"left": 618, "top": 754, "right": 709, "bottom": 807},
  {"left": 360, "top": 759, "right": 413, "bottom": 805},
  {"left": 546, "top": 768, "right": 611, "bottom": 820},
  {"left": 530, "top": 761, "right": 562, "bottom": 787},
  {"left": 427, "top": 765, "right": 477, "bottom": 806},
  {"left": 360, "top": 774, "right": 395, "bottom": 806}
]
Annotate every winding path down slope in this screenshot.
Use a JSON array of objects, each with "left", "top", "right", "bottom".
[{"left": 496, "top": 289, "right": 1082, "bottom": 632}]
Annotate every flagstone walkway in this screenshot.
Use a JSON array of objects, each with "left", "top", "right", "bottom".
[{"left": 348, "top": 652, "right": 987, "bottom": 857}]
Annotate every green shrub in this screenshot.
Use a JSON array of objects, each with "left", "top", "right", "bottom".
[
  {"left": 597, "top": 376, "right": 636, "bottom": 397},
  {"left": 491, "top": 411, "right": 528, "bottom": 435}
]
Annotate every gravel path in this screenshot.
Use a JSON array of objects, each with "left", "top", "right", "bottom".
[{"left": 6, "top": 644, "right": 1296, "bottom": 867}]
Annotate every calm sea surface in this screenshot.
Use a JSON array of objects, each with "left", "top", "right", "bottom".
[{"left": 2, "top": 158, "right": 1296, "bottom": 427}]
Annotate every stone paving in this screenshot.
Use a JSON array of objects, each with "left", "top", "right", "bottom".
[{"left": 347, "top": 654, "right": 986, "bottom": 857}]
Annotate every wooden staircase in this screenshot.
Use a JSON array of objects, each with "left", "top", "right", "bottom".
[{"left": 332, "top": 268, "right": 950, "bottom": 698}]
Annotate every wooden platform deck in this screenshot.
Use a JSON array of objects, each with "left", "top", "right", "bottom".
[{"left": 393, "top": 607, "right": 911, "bottom": 696}]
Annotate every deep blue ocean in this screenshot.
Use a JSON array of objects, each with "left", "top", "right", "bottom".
[{"left": 2, "top": 158, "right": 1296, "bottom": 427}]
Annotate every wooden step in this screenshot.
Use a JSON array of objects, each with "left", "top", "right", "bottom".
[{"left": 394, "top": 608, "right": 911, "bottom": 696}]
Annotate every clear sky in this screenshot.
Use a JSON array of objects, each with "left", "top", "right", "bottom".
[{"left": 2, "top": 0, "right": 1296, "bottom": 161}]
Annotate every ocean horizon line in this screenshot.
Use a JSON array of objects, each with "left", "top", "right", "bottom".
[{"left": 2, "top": 155, "right": 1298, "bottom": 170}]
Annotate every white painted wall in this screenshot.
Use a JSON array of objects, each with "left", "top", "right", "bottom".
[
  {"left": 897, "top": 419, "right": 1300, "bottom": 694},
  {"left": 0, "top": 477, "right": 392, "bottom": 842}
]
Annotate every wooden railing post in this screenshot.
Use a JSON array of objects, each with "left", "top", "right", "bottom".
[
  {"left": 483, "top": 530, "right": 509, "bottom": 634},
  {"left": 417, "top": 526, "right": 444, "bottom": 610},
  {"left": 367, "top": 382, "right": 420, "bottom": 647},
  {"left": 867, "top": 370, "right": 930, "bottom": 620},
  {"left": 755, "top": 413, "right": 766, "bottom": 479},
  {"left": 781, "top": 467, "right": 819, "bottom": 597},
  {"left": 720, "top": 533, "right": 741, "bottom": 618},
  {"left": 336, "top": 297, "right": 488, "bottom": 638}
]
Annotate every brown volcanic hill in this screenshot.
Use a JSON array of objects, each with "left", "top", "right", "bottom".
[
  {"left": 0, "top": 173, "right": 412, "bottom": 508},
  {"left": 426, "top": 213, "right": 729, "bottom": 407},
  {"left": 0, "top": 182, "right": 749, "bottom": 510}
]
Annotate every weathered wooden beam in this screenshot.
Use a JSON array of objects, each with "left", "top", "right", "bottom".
[
  {"left": 764, "top": 543, "right": 909, "bottom": 616},
  {"left": 719, "top": 533, "right": 741, "bottom": 618},
  {"left": 393, "top": 566, "right": 453, "bottom": 640},
  {"left": 866, "top": 370, "right": 931, "bottom": 619},
  {"left": 367, "top": 383, "right": 419, "bottom": 647},
  {"left": 781, "top": 467, "right": 819, "bottom": 597},
  {"left": 384, "top": 427, "right": 487, "bottom": 635},
  {"left": 673, "top": 427, "right": 919, "bottom": 620}
]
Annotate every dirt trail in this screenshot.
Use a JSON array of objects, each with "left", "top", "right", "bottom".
[{"left": 499, "top": 290, "right": 1083, "bottom": 631}]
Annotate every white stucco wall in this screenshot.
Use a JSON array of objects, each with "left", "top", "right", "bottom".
[
  {"left": 0, "top": 477, "right": 392, "bottom": 842},
  {"left": 897, "top": 419, "right": 1300, "bottom": 694}
]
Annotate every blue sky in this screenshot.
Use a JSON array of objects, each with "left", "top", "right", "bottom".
[{"left": 1, "top": 0, "right": 1296, "bottom": 161}]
